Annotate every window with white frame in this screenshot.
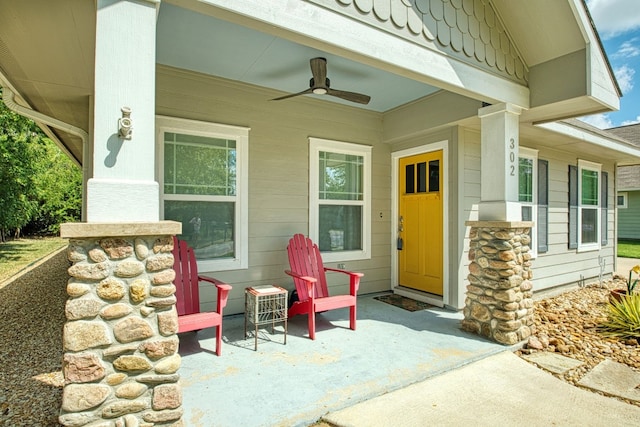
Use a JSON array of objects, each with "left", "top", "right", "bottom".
[
  {"left": 309, "top": 138, "right": 371, "bottom": 263},
  {"left": 578, "top": 160, "right": 601, "bottom": 250},
  {"left": 157, "top": 116, "right": 249, "bottom": 271},
  {"left": 519, "top": 148, "right": 538, "bottom": 256},
  {"left": 618, "top": 192, "right": 628, "bottom": 209}
]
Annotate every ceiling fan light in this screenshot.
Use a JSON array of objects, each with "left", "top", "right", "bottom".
[{"left": 312, "top": 88, "right": 327, "bottom": 95}]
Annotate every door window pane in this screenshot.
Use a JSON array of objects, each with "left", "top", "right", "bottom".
[
  {"left": 428, "top": 160, "right": 440, "bottom": 192},
  {"left": 405, "top": 164, "right": 415, "bottom": 194},
  {"left": 417, "top": 162, "right": 427, "bottom": 193}
]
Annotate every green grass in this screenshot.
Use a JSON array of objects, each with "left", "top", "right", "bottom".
[
  {"left": 618, "top": 240, "right": 640, "bottom": 259},
  {"left": 0, "top": 237, "right": 67, "bottom": 284}
]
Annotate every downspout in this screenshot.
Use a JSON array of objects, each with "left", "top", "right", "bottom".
[{"left": 2, "top": 87, "right": 90, "bottom": 221}]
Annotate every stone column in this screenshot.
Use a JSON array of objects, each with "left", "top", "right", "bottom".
[
  {"left": 59, "top": 221, "right": 182, "bottom": 427},
  {"left": 462, "top": 221, "right": 534, "bottom": 345}
]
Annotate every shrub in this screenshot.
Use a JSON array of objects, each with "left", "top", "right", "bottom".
[{"left": 598, "top": 294, "right": 640, "bottom": 339}]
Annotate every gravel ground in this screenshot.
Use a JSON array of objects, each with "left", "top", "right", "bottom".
[
  {"left": 517, "top": 277, "right": 640, "bottom": 407},
  {"left": 0, "top": 249, "right": 68, "bottom": 427},
  {"left": 1, "top": 251, "right": 638, "bottom": 425}
]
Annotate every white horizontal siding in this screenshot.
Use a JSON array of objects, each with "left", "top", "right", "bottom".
[
  {"left": 516, "top": 142, "right": 616, "bottom": 292},
  {"left": 157, "top": 66, "right": 388, "bottom": 315},
  {"left": 459, "top": 129, "right": 617, "bottom": 298}
]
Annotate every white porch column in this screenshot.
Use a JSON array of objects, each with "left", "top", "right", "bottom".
[
  {"left": 87, "top": 0, "right": 160, "bottom": 222},
  {"left": 477, "top": 103, "right": 522, "bottom": 221}
]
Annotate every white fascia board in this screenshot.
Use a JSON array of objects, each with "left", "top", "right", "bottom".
[
  {"left": 536, "top": 121, "right": 640, "bottom": 160},
  {"left": 198, "top": 0, "right": 529, "bottom": 108},
  {"left": 568, "top": 0, "right": 621, "bottom": 102},
  {"left": 586, "top": 44, "right": 620, "bottom": 111}
]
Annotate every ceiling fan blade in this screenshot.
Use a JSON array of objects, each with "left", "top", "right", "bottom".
[
  {"left": 271, "top": 88, "right": 313, "bottom": 101},
  {"left": 326, "top": 88, "right": 371, "bottom": 105},
  {"left": 310, "top": 57, "right": 327, "bottom": 88}
]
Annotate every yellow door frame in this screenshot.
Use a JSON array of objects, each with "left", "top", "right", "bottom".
[{"left": 391, "top": 141, "right": 449, "bottom": 307}]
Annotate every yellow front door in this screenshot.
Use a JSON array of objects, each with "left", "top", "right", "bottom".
[{"left": 398, "top": 151, "right": 443, "bottom": 295}]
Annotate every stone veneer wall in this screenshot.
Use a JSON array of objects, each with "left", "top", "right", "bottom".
[
  {"left": 59, "top": 222, "right": 182, "bottom": 427},
  {"left": 461, "top": 222, "right": 535, "bottom": 345}
]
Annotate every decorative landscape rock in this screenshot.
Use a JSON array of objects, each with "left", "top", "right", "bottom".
[
  {"left": 60, "top": 233, "right": 181, "bottom": 426},
  {"left": 516, "top": 279, "right": 640, "bottom": 401},
  {"left": 129, "top": 278, "right": 149, "bottom": 303},
  {"left": 65, "top": 296, "right": 105, "bottom": 320},
  {"left": 462, "top": 223, "right": 535, "bottom": 345},
  {"left": 116, "top": 382, "right": 148, "bottom": 399},
  {"left": 100, "top": 238, "right": 134, "bottom": 260},
  {"left": 113, "top": 317, "right": 154, "bottom": 343},
  {"left": 152, "top": 384, "right": 182, "bottom": 410},
  {"left": 63, "top": 352, "right": 106, "bottom": 383},
  {"left": 61, "top": 384, "right": 111, "bottom": 412},
  {"left": 63, "top": 321, "right": 112, "bottom": 351},
  {"left": 100, "top": 303, "right": 133, "bottom": 320},
  {"left": 96, "top": 278, "right": 126, "bottom": 301}
]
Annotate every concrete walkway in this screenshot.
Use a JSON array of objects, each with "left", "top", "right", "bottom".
[
  {"left": 616, "top": 256, "right": 639, "bottom": 278},
  {"left": 322, "top": 259, "right": 640, "bottom": 427},
  {"left": 323, "top": 351, "right": 640, "bottom": 427}
]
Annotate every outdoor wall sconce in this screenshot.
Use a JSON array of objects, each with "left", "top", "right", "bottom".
[{"left": 118, "top": 106, "right": 133, "bottom": 140}]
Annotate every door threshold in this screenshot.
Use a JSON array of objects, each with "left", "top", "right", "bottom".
[{"left": 394, "top": 286, "right": 444, "bottom": 308}]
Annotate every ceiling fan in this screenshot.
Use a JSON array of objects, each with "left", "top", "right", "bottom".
[{"left": 271, "top": 57, "right": 371, "bottom": 105}]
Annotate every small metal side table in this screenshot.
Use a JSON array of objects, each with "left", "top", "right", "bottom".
[{"left": 244, "top": 285, "right": 288, "bottom": 351}]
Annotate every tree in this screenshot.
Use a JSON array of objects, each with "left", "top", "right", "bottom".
[
  {"left": 27, "top": 138, "right": 82, "bottom": 234},
  {"left": 0, "top": 88, "right": 40, "bottom": 241},
  {"left": 0, "top": 87, "right": 82, "bottom": 240}
]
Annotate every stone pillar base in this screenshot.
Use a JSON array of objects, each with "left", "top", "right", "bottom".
[
  {"left": 59, "top": 221, "right": 183, "bottom": 426},
  {"left": 462, "top": 221, "right": 535, "bottom": 345}
]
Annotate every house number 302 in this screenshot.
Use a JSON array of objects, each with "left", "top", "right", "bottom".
[{"left": 509, "top": 138, "right": 516, "bottom": 176}]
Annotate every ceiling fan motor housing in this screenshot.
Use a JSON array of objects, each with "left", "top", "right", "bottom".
[{"left": 310, "top": 77, "right": 330, "bottom": 90}]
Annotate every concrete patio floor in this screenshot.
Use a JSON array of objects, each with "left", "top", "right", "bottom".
[{"left": 178, "top": 292, "right": 506, "bottom": 427}]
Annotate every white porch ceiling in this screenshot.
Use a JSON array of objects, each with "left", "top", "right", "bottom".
[{"left": 156, "top": 3, "right": 440, "bottom": 113}]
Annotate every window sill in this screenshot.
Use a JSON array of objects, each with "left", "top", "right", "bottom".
[
  {"left": 321, "top": 250, "right": 370, "bottom": 263},
  {"left": 577, "top": 244, "right": 600, "bottom": 253}
]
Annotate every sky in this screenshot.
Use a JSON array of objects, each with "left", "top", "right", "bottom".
[{"left": 580, "top": 0, "right": 640, "bottom": 129}]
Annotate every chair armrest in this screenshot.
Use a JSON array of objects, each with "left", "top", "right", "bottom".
[
  {"left": 198, "top": 275, "right": 232, "bottom": 313},
  {"left": 285, "top": 270, "right": 317, "bottom": 283},
  {"left": 285, "top": 270, "right": 317, "bottom": 298},
  {"left": 324, "top": 268, "right": 363, "bottom": 295},
  {"left": 324, "top": 267, "right": 363, "bottom": 278}
]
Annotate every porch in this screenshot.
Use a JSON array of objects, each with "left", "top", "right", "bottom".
[{"left": 179, "top": 292, "right": 505, "bottom": 426}]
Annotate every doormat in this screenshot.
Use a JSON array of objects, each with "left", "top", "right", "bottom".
[{"left": 373, "top": 294, "right": 435, "bottom": 312}]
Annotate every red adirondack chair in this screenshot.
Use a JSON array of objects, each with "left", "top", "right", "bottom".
[
  {"left": 285, "top": 234, "right": 363, "bottom": 340},
  {"left": 172, "top": 236, "right": 232, "bottom": 356}
]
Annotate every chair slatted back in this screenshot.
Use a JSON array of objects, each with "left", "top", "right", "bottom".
[
  {"left": 172, "top": 237, "right": 201, "bottom": 316},
  {"left": 287, "top": 234, "right": 330, "bottom": 300}
]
